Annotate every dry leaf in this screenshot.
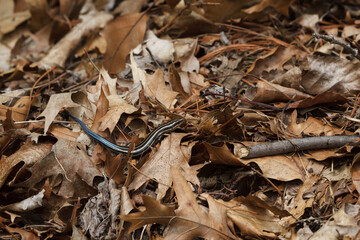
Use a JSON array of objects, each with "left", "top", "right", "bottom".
[
  {"left": 308, "top": 204, "right": 360, "bottom": 239},
  {"left": 219, "top": 196, "right": 286, "bottom": 238},
  {"left": 144, "top": 69, "right": 179, "bottom": 109},
  {"left": 243, "top": 0, "right": 293, "bottom": 16},
  {"left": 15, "top": 139, "right": 102, "bottom": 198},
  {"left": 351, "top": 152, "right": 360, "bottom": 195},
  {"left": 1, "top": 189, "right": 44, "bottom": 212},
  {"left": 233, "top": 145, "right": 304, "bottom": 181},
  {"left": 114, "top": 0, "right": 147, "bottom": 15},
  {"left": 164, "top": 167, "right": 237, "bottom": 240},
  {"left": 102, "top": 13, "right": 148, "bottom": 73},
  {"left": 0, "top": 0, "right": 30, "bottom": 37},
  {"left": 145, "top": 31, "right": 175, "bottom": 63},
  {"left": 38, "top": 11, "right": 113, "bottom": 69},
  {"left": 0, "top": 142, "right": 53, "bottom": 189},
  {"left": 5, "top": 226, "right": 39, "bottom": 240},
  {"left": 122, "top": 195, "right": 175, "bottom": 232},
  {"left": 38, "top": 91, "right": 90, "bottom": 134},
  {"left": 128, "top": 133, "right": 199, "bottom": 200},
  {"left": 301, "top": 56, "right": 360, "bottom": 96},
  {"left": 130, "top": 55, "right": 178, "bottom": 108},
  {"left": 286, "top": 110, "right": 345, "bottom": 138},
  {"left": 98, "top": 96, "right": 138, "bottom": 132},
  {"left": 245, "top": 80, "right": 312, "bottom": 103}
]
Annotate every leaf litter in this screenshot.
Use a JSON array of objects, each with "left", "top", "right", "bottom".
[{"left": 1, "top": 0, "right": 360, "bottom": 239}]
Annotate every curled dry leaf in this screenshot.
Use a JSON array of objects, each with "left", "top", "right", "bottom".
[
  {"left": 0, "top": 142, "right": 53, "bottom": 189},
  {"left": 164, "top": 167, "right": 237, "bottom": 240},
  {"left": 351, "top": 152, "right": 360, "bottom": 195},
  {"left": 244, "top": 80, "right": 312, "bottom": 103},
  {"left": 173, "top": 38, "right": 199, "bottom": 73},
  {"left": 145, "top": 31, "right": 175, "bottom": 63},
  {"left": 119, "top": 186, "right": 134, "bottom": 235},
  {"left": 5, "top": 226, "right": 39, "bottom": 240},
  {"left": 218, "top": 195, "right": 287, "bottom": 238},
  {"left": 99, "top": 67, "right": 117, "bottom": 96},
  {"left": 203, "top": 142, "right": 244, "bottom": 166},
  {"left": 1, "top": 189, "right": 44, "bottom": 212}
]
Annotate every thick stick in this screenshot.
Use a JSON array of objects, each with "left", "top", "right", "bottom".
[{"left": 239, "top": 135, "right": 360, "bottom": 158}]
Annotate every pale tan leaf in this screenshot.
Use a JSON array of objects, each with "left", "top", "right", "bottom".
[
  {"left": 173, "top": 38, "right": 199, "bottom": 73},
  {"left": 38, "top": 91, "right": 90, "bottom": 134},
  {"left": 286, "top": 110, "right": 345, "bottom": 138},
  {"left": 72, "top": 225, "right": 88, "bottom": 240},
  {"left": 145, "top": 31, "right": 175, "bottom": 63},
  {"left": 114, "top": 0, "right": 147, "bottom": 15},
  {"left": 144, "top": 69, "right": 179, "bottom": 109},
  {"left": 98, "top": 96, "right": 138, "bottom": 132},
  {"left": 100, "top": 67, "right": 117, "bottom": 96},
  {"left": 233, "top": 146, "right": 303, "bottom": 181},
  {"left": 1, "top": 189, "right": 44, "bottom": 212}
]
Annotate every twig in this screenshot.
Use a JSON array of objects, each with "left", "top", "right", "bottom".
[
  {"left": 202, "top": 91, "right": 283, "bottom": 111},
  {"left": 239, "top": 135, "right": 360, "bottom": 159},
  {"left": 313, "top": 33, "right": 359, "bottom": 59}
]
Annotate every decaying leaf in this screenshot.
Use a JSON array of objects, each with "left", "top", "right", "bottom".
[{"left": 302, "top": 56, "right": 360, "bottom": 96}]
